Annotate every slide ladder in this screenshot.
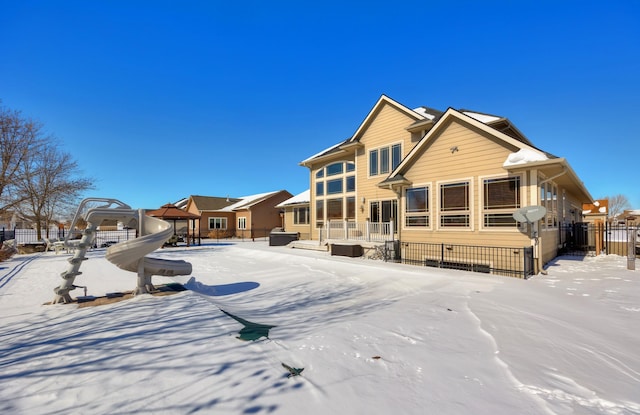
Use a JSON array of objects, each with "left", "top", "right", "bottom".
[{"left": 52, "top": 198, "right": 192, "bottom": 304}]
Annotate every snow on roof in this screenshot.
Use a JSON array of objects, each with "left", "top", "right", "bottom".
[
  {"left": 300, "top": 141, "right": 344, "bottom": 164},
  {"left": 219, "top": 191, "right": 280, "bottom": 211},
  {"left": 503, "top": 148, "right": 548, "bottom": 167},
  {"left": 276, "top": 189, "right": 310, "bottom": 207},
  {"left": 412, "top": 107, "right": 437, "bottom": 120},
  {"left": 462, "top": 111, "right": 502, "bottom": 124}
]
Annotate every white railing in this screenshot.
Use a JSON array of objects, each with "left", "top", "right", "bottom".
[{"left": 321, "top": 220, "right": 395, "bottom": 242}]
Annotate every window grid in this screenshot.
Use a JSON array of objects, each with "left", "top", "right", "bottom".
[
  {"left": 209, "top": 217, "right": 227, "bottom": 230},
  {"left": 315, "top": 161, "right": 356, "bottom": 228},
  {"left": 439, "top": 182, "right": 470, "bottom": 228},
  {"left": 483, "top": 176, "right": 520, "bottom": 228},
  {"left": 405, "top": 186, "right": 429, "bottom": 228}
]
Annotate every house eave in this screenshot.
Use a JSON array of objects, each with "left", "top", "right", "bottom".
[
  {"left": 405, "top": 119, "right": 434, "bottom": 133},
  {"left": 299, "top": 149, "right": 350, "bottom": 167},
  {"left": 377, "top": 175, "right": 412, "bottom": 191},
  {"left": 504, "top": 158, "right": 593, "bottom": 202}
]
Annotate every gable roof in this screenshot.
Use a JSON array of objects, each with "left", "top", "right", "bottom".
[
  {"left": 347, "top": 94, "right": 426, "bottom": 144},
  {"left": 189, "top": 195, "right": 241, "bottom": 212},
  {"left": 382, "top": 107, "right": 592, "bottom": 201},
  {"left": 300, "top": 95, "right": 433, "bottom": 167},
  {"left": 388, "top": 107, "right": 549, "bottom": 181}
]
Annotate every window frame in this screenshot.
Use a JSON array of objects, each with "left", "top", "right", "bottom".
[
  {"left": 438, "top": 179, "right": 472, "bottom": 230},
  {"left": 368, "top": 142, "right": 402, "bottom": 177},
  {"left": 315, "top": 160, "right": 356, "bottom": 227},
  {"left": 404, "top": 185, "right": 430, "bottom": 229},
  {"left": 481, "top": 174, "right": 521, "bottom": 229},
  {"left": 539, "top": 178, "right": 559, "bottom": 230},
  {"left": 208, "top": 217, "right": 228, "bottom": 230},
  {"left": 293, "top": 206, "right": 309, "bottom": 225}
]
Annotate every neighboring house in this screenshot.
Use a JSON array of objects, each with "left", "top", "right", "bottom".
[
  {"left": 185, "top": 190, "right": 293, "bottom": 239},
  {"left": 276, "top": 189, "right": 311, "bottom": 239},
  {"left": 300, "top": 94, "right": 593, "bottom": 274},
  {"left": 0, "top": 210, "right": 17, "bottom": 230}
]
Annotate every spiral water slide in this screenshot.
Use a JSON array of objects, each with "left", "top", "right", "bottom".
[
  {"left": 52, "top": 198, "right": 192, "bottom": 304},
  {"left": 105, "top": 213, "right": 192, "bottom": 294}
]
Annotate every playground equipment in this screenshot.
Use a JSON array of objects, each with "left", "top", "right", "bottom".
[{"left": 52, "top": 198, "right": 192, "bottom": 304}]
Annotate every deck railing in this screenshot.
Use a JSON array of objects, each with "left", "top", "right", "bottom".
[{"left": 320, "top": 220, "right": 396, "bottom": 242}]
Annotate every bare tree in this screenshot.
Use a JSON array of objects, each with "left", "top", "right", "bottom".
[
  {"left": 16, "top": 141, "right": 94, "bottom": 240},
  {"left": 0, "top": 104, "right": 45, "bottom": 214},
  {"left": 604, "top": 194, "right": 631, "bottom": 220}
]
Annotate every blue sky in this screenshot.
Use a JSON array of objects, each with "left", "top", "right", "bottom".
[{"left": 1, "top": 1, "right": 639, "bottom": 210}]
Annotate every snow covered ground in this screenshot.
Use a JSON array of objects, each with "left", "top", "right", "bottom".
[{"left": 0, "top": 241, "right": 638, "bottom": 414}]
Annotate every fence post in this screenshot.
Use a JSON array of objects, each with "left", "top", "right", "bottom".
[
  {"left": 389, "top": 220, "right": 395, "bottom": 241},
  {"left": 343, "top": 219, "right": 348, "bottom": 240},
  {"left": 627, "top": 219, "right": 636, "bottom": 270},
  {"left": 365, "top": 220, "right": 370, "bottom": 242}
]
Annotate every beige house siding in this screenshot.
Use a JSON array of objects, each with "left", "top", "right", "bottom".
[
  {"left": 301, "top": 95, "right": 594, "bottom": 275},
  {"left": 282, "top": 207, "right": 312, "bottom": 239},
  {"left": 356, "top": 104, "right": 416, "bottom": 220},
  {"left": 398, "top": 118, "right": 529, "bottom": 248}
]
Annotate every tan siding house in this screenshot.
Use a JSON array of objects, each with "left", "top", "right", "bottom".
[
  {"left": 301, "top": 95, "right": 593, "bottom": 275},
  {"left": 276, "top": 190, "right": 311, "bottom": 239}
]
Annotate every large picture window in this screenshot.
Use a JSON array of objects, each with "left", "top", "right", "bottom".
[
  {"left": 209, "top": 217, "right": 227, "bottom": 229},
  {"left": 314, "top": 161, "right": 356, "bottom": 227},
  {"left": 483, "top": 176, "right": 520, "bottom": 227},
  {"left": 405, "top": 186, "right": 429, "bottom": 227},
  {"left": 440, "top": 182, "right": 470, "bottom": 227}
]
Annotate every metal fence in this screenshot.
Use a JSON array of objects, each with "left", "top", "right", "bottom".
[
  {"left": 1, "top": 227, "right": 137, "bottom": 248},
  {"left": 559, "top": 222, "right": 639, "bottom": 256},
  {"left": 385, "top": 240, "right": 535, "bottom": 279},
  {"left": 206, "top": 228, "right": 272, "bottom": 242}
]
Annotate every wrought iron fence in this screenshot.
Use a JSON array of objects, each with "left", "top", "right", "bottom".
[
  {"left": 558, "top": 222, "right": 639, "bottom": 256},
  {"left": 0, "top": 228, "right": 15, "bottom": 243},
  {"left": 386, "top": 240, "right": 534, "bottom": 279},
  {"left": 206, "top": 228, "right": 272, "bottom": 242}
]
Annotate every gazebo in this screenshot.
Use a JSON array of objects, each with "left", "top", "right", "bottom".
[{"left": 146, "top": 203, "right": 201, "bottom": 246}]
